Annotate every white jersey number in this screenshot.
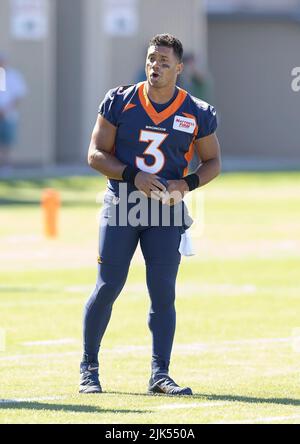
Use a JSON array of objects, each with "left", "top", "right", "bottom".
[{"left": 136, "top": 130, "right": 168, "bottom": 174}]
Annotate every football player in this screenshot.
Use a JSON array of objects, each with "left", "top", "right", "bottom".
[{"left": 80, "top": 34, "right": 221, "bottom": 395}]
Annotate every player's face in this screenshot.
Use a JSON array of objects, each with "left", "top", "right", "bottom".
[{"left": 146, "top": 46, "right": 183, "bottom": 88}]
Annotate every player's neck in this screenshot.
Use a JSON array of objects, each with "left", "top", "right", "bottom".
[{"left": 145, "top": 83, "right": 177, "bottom": 105}]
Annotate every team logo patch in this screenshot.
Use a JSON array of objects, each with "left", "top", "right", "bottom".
[
  {"left": 97, "top": 256, "right": 103, "bottom": 264},
  {"left": 173, "top": 115, "right": 196, "bottom": 134}
]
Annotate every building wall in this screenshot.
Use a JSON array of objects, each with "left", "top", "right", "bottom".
[
  {"left": 79, "top": 0, "right": 207, "bottom": 163},
  {"left": 55, "top": 0, "right": 84, "bottom": 164},
  {"left": 207, "top": 16, "right": 300, "bottom": 161},
  {"left": 0, "top": 0, "right": 56, "bottom": 166},
  {"left": 2, "top": 2, "right": 300, "bottom": 167},
  {"left": 1, "top": 0, "right": 206, "bottom": 166}
]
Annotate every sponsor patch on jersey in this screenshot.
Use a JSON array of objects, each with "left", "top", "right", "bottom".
[{"left": 173, "top": 115, "right": 196, "bottom": 134}]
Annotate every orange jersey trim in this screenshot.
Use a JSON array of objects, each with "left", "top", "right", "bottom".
[
  {"left": 123, "top": 103, "right": 137, "bottom": 113},
  {"left": 138, "top": 82, "right": 187, "bottom": 126},
  {"left": 182, "top": 112, "right": 199, "bottom": 136},
  {"left": 181, "top": 113, "right": 198, "bottom": 177},
  {"left": 183, "top": 138, "right": 196, "bottom": 177}
]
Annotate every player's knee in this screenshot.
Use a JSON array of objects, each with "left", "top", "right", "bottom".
[
  {"left": 153, "top": 300, "right": 176, "bottom": 312},
  {"left": 147, "top": 275, "right": 176, "bottom": 311},
  {"left": 87, "top": 280, "right": 124, "bottom": 308},
  {"left": 149, "top": 288, "right": 176, "bottom": 313}
]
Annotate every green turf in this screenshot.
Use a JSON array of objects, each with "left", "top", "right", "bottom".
[{"left": 0, "top": 172, "right": 300, "bottom": 424}]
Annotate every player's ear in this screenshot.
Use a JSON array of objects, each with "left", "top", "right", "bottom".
[{"left": 176, "top": 63, "right": 184, "bottom": 76}]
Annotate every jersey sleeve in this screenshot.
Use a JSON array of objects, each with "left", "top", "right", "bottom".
[
  {"left": 98, "top": 88, "right": 120, "bottom": 127},
  {"left": 194, "top": 101, "right": 218, "bottom": 140}
]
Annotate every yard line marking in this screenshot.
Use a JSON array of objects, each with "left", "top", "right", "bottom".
[
  {"left": 156, "top": 402, "right": 230, "bottom": 410},
  {"left": 0, "top": 282, "right": 259, "bottom": 297},
  {"left": 65, "top": 285, "right": 92, "bottom": 293},
  {"left": 19, "top": 336, "right": 294, "bottom": 350},
  {"left": 263, "top": 368, "right": 300, "bottom": 377},
  {"left": 0, "top": 351, "right": 80, "bottom": 362},
  {"left": 22, "top": 339, "right": 76, "bottom": 347},
  {"left": 1, "top": 282, "right": 299, "bottom": 307},
  {"left": 0, "top": 299, "right": 81, "bottom": 308},
  {"left": 111, "top": 345, "right": 149, "bottom": 354},
  {"left": 121, "top": 283, "right": 258, "bottom": 296},
  {"left": 0, "top": 396, "right": 66, "bottom": 404},
  {"left": 0, "top": 337, "right": 295, "bottom": 363},
  {"left": 173, "top": 337, "right": 293, "bottom": 354},
  {"left": 215, "top": 337, "right": 290, "bottom": 346},
  {"left": 181, "top": 337, "right": 295, "bottom": 353},
  {"left": 215, "top": 414, "right": 300, "bottom": 424},
  {"left": 0, "top": 399, "right": 233, "bottom": 410}
]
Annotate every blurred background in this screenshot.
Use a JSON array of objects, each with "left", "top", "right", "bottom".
[
  {"left": 0, "top": 0, "right": 299, "bottom": 173},
  {"left": 1, "top": 1, "right": 300, "bottom": 424}
]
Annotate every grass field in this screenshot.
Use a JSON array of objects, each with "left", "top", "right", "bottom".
[{"left": 0, "top": 172, "right": 300, "bottom": 424}]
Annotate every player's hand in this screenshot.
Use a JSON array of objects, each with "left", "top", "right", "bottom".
[
  {"left": 134, "top": 171, "right": 167, "bottom": 198},
  {"left": 162, "top": 180, "right": 189, "bottom": 206}
]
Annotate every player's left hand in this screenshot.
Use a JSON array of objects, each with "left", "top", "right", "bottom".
[{"left": 162, "top": 180, "right": 189, "bottom": 206}]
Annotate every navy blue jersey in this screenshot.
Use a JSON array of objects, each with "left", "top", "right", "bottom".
[{"left": 98, "top": 81, "right": 217, "bottom": 191}]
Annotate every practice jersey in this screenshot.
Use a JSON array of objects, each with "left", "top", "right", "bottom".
[{"left": 98, "top": 81, "right": 217, "bottom": 192}]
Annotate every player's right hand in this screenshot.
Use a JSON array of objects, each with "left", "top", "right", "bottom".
[{"left": 134, "top": 171, "right": 167, "bottom": 199}]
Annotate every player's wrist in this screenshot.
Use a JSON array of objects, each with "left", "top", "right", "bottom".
[
  {"left": 122, "top": 165, "right": 140, "bottom": 185},
  {"left": 182, "top": 174, "right": 200, "bottom": 192}
]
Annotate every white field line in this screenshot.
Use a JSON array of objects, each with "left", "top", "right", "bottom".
[
  {"left": 0, "top": 336, "right": 295, "bottom": 363},
  {"left": 1, "top": 398, "right": 298, "bottom": 422},
  {"left": 0, "top": 299, "right": 83, "bottom": 308},
  {"left": 1, "top": 283, "right": 300, "bottom": 309},
  {"left": 263, "top": 368, "right": 300, "bottom": 377},
  {"left": 93, "top": 337, "right": 294, "bottom": 354},
  {"left": 215, "top": 414, "right": 300, "bottom": 424},
  {"left": 18, "top": 336, "right": 295, "bottom": 353},
  {"left": 156, "top": 402, "right": 230, "bottom": 411},
  {"left": 3, "top": 399, "right": 298, "bottom": 423},
  {"left": 0, "top": 284, "right": 91, "bottom": 293},
  {"left": 0, "top": 282, "right": 257, "bottom": 294},
  {"left": 0, "top": 351, "right": 79, "bottom": 362},
  {"left": 22, "top": 339, "right": 76, "bottom": 347},
  {"left": 210, "top": 337, "right": 291, "bottom": 346},
  {"left": 0, "top": 398, "right": 229, "bottom": 411},
  {"left": 1, "top": 282, "right": 299, "bottom": 297},
  {"left": 0, "top": 396, "right": 66, "bottom": 404}
]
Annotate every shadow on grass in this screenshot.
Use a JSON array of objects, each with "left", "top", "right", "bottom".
[
  {"left": 108, "top": 391, "right": 300, "bottom": 406},
  {"left": 196, "top": 393, "right": 300, "bottom": 407},
  {"left": 0, "top": 400, "right": 151, "bottom": 415}
]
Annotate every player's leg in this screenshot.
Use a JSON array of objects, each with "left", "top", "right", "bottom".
[
  {"left": 140, "top": 226, "right": 180, "bottom": 377},
  {"left": 83, "top": 223, "right": 139, "bottom": 362},
  {"left": 80, "top": 201, "right": 139, "bottom": 393},
  {"left": 140, "top": 225, "right": 192, "bottom": 395}
]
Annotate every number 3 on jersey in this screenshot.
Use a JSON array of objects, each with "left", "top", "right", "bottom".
[{"left": 136, "top": 130, "right": 168, "bottom": 174}]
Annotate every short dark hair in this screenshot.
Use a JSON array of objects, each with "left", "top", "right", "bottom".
[{"left": 148, "top": 34, "right": 183, "bottom": 62}]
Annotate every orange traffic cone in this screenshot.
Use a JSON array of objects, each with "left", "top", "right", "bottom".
[{"left": 41, "top": 189, "right": 61, "bottom": 239}]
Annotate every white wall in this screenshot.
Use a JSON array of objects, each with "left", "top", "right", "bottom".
[
  {"left": 0, "top": 0, "right": 56, "bottom": 166},
  {"left": 208, "top": 18, "right": 300, "bottom": 161}
]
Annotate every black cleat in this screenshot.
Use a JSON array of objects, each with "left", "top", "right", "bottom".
[
  {"left": 79, "top": 363, "right": 102, "bottom": 394},
  {"left": 148, "top": 374, "right": 193, "bottom": 396}
]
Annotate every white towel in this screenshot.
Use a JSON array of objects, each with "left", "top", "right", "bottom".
[{"left": 179, "top": 229, "right": 195, "bottom": 257}]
